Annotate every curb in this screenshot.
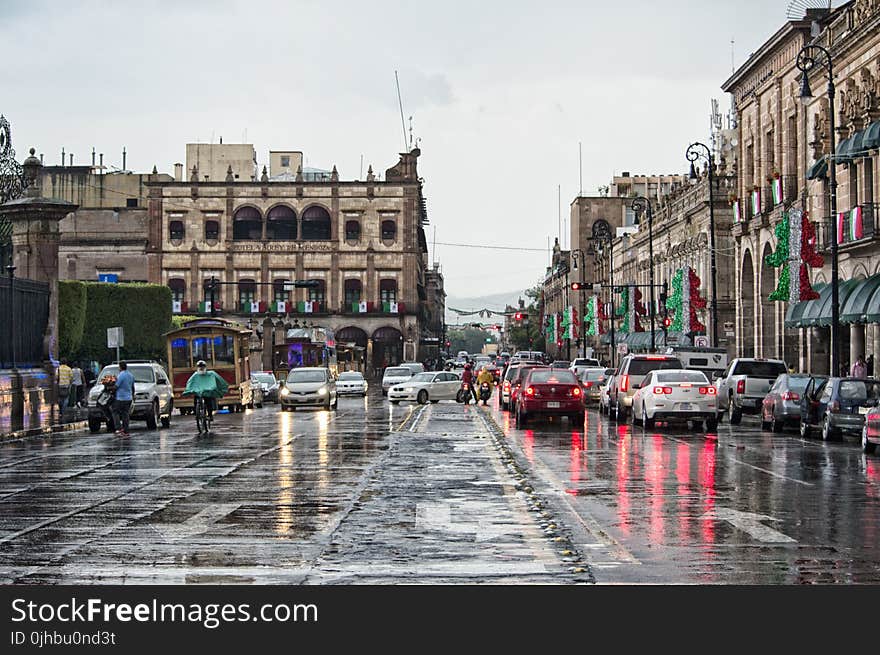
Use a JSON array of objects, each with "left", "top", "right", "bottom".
[{"left": 1, "top": 420, "right": 88, "bottom": 443}]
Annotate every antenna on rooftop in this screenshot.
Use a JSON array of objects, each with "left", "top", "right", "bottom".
[{"left": 395, "top": 70, "right": 408, "bottom": 151}]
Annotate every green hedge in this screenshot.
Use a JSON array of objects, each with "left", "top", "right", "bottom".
[
  {"left": 58, "top": 281, "right": 87, "bottom": 358},
  {"left": 58, "top": 282, "right": 172, "bottom": 364}
]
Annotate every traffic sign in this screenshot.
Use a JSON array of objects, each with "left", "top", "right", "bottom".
[
  {"left": 98, "top": 273, "right": 118, "bottom": 283},
  {"left": 617, "top": 343, "right": 628, "bottom": 355},
  {"left": 107, "top": 327, "right": 124, "bottom": 349},
  {"left": 694, "top": 336, "right": 710, "bottom": 348}
]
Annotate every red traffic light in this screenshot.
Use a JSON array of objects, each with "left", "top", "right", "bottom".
[
  {"left": 570, "top": 282, "right": 584, "bottom": 291},
  {"left": 663, "top": 317, "right": 672, "bottom": 328},
  {"left": 514, "top": 312, "right": 524, "bottom": 321}
]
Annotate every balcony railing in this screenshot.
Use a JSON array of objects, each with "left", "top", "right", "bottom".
[{"left": 822, "top": 203, "right": 878, "bottom": 249}]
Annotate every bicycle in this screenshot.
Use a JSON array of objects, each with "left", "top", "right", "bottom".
[{"left": 193, "top": 394, "right": 213, "bottom": 434}]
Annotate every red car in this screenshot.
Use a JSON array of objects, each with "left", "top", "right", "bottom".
[
  {"left": 515, "top": 367, "right": 585, "bottom": 428},
  {"left": 863, "top": 407, "right": 880, "bottom": 455}
]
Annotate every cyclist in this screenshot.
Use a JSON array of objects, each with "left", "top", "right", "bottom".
[{"left": 183, "top": 360, "right": 229, "bottom": 428}]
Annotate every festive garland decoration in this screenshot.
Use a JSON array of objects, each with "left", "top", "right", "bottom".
[
  {"left": 584, "top": 296, "right": 604, "bottom": 336},
  {"left": 764, "top": 209, "right": 823, "bottom": 304},
  {"left": 616, "top": 285, "right": 646, "bottom": 334},
  {"left": 668, "top": 267, "right": 707, "bottom": 333}
]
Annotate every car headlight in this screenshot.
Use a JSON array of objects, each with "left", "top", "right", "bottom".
[
  {"left": 317, "top": 386, "right": 327, "bottom": 395},
  {"left": 135, "top": 392, "right": 149, "bottom": 399},
  {"left": 402, "top": 387, "right": 415, "bottom": 393},
  {"left": 280, "top": 387, "right": 290, "bottom": 397}
]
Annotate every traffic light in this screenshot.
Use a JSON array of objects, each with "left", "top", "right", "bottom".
[
  {"left": 663, "top": 316, "right": 672, "bottom": 329},
  {"left": 514, "top": 312, "right": 524, "bottom": 321},
  {"left": 570, "top": 282, "right": 585, "bottom": 291}
]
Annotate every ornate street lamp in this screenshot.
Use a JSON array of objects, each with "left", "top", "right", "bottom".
[
  {"left": 631, "top": 197, "right": 657, "bottom": 351},
  {"left": 591, "top": 219, "right": 616, "bottom": 367},
  {"left": 797, "top": 43, "right": 840, "bottom": 375},
  {"left": 571, "top": 248, "right": 586, "bottom": 358},
  {"left": 686, "top": 142, "right": 719, "bottom": 347}
]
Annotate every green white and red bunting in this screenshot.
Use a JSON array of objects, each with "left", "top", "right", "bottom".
[
  {"left": 296, "top": 301, "right": 318, "bottom": 313},
  {"left": 615, "top": 285, "right": 645, "bottom": 334},
  {"left": 351, "top": 300, "right": 371, "bottom": 313},
  {"left": 172, "top": 301, "right": 188, "bottom": 313},
  {"left": 560, "top": 306, "right": 579, "bottom": 340},
  {"left": 837, "top": 207, "right": 864, "bottom": 243},
  {"left": 771, "top": 177, "right": 783, "bottom": 205},
  {"left": 270, "top": 301, "right": 288, "bottom": 313},
  {"left": 241, "top": 301, "right": 268, "bottom": 313},
  {"left": 584, "top": 296, "right": 603, "bottom": 336},
  {"left": 733, "top": 199, "right": 742, "bottom": 223},
  {"left": 751, "top": 188, "right": 762, "bottom": 217},
  {"left": 765, "top": 208, "right": 823, "bottom": 304},
  {"left": 381, "top": 302, "right": 405, "bottom": 313},
  {"left": 198, "top": 301, "right": 213, "bottom": 313},
  {"left": 668, "top": 267, "right": 706, "bottom": 333}
]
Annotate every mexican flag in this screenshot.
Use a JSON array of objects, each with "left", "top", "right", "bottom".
[
  {"left": 751, "top": 189, "right": 762, "bottom": 217},
  {"left": 240, "top": 301, "right": 267, "bottom": 313},
  {"left": 172, "top": 300, "right": 183, "bottom": 313},
  {"left": 733, "top": 200, "right": 741, "bottom": 223},
  {"left": 352, "top": 300, "right": 370, "bottom": 313},
  {"left": 198, "top": 301, "right": 212, "bottom": 313},
  {"left": 271, "top": 300, "right": 287, "bottom": 313},
  {"left": 837, "top": 207, "right": 863, "bottom": 243},
  {"left": 382, "top": 301, "right": 399, "bottom": 314},
  {"left": 297, "top": 301, "right": 315, "bottom": 313},
  {"left": 771, "top": 177, "right": 783, "bottom": 205}
]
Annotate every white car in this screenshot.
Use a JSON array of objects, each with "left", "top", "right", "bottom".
[
  {"left": 631, "top": 369, "right": 718, "bottom": 430},
  {"left": 388, "top": 371, "right": 462, "bottom": 404},
  {"left": 382, "top": 366, "right": 414, "bottom": 396},
  {"left": 399, "top": 362, "right": 426, "bottom": 375},
  {"left": 337, "top": 371, "right": 368, "bottom": 396}
]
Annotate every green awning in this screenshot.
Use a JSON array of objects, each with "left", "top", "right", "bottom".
[
  {"left": 785, "top": 283, "right": 826, "bottom": 328},
  {"left": 836, "top": 135, "right": 857, "bottom": 164},
  {"left": 800, "top": 278, "right": 862, "bottom": 327},
  {"left": 840, "top": 274, "right": 880, "bottom": 323},
  {"left": 806, "top": 157, "right": 828, "bottom": 180},
  {"left": 864, "top": 121, "right": 880, "bottom": 150},
  {"left": 865, "top": 283, "right": 880, "bottom": 323}
]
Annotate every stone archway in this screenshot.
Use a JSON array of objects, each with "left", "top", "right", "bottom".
[
  {"left": 741, "top": 249, "right": 756, "bottom": 357},
  {"left": 372, "top": 326, "right": 403, "bottom": 371},
  {"left": 759, "top": 242, "right": 776, "bottom": 358}
]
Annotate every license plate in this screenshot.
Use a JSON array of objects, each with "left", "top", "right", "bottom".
[
  {"left": 859, "top": 406, "right": 870, "bottom": 415},
  {"left": 677, "top": 403, "right": 694, "bottom": 411},
  {"left": 547, "top": 401, "right": 560, "bottom": 409}
]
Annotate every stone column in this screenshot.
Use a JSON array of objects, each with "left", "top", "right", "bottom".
[
  {"left": 850, "top": 323, "right": 866, "bottom": 369},
  {"left": 261, "top": 316, "right": 274, "bottom": 371}
]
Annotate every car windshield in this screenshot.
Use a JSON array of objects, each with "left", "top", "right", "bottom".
[
  {"left": 338, "top": 372, "right": 364, "bottom": 380},
  {"left": 786, "top": 376, "right": 813, "bottom": 393},
  {"left": 529, "top": 370, "right": 578, "bottom": 384},
  {"left": 655, "top": 371, "right": 709, "bottom": 384},
  {"left": 99, "top": 366, "right": 154, "bottom": 384},
  {"left": 411, "top": 373, "right": 437, "bottom": 383},
  {"left": 551, "top": 361, "right": 570, "bottom": 368},
  {"left": 252, "top": 374, "right": 275, "bottom": 384},
  {"left": 384, "top": 368, "right": 412, "bottom": 377},
  {"left": 287, "top": 370, "right": 326, "bottom": 383},
  {"left": 838, "top": 380, "right": 880, "bottom": 405},
  {"left": 582, "top": 369, "right": 607, "bottom": 381},
  {"left": 626, "top": 358, "right": 683, "bottom": 377},
  {"left": 733, "top": 361, "right": 787, "bottom": 378}
]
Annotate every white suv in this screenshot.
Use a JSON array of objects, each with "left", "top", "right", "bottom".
[{"left": 87, "top": 361, "right": 174, "bottom": 433}]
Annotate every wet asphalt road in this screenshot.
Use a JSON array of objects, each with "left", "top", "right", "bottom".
[{"left": 1, "top": 390, "right": 879, "bottom": 584}]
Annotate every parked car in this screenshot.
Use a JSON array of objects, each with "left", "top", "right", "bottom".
[
  {"left": 337, "top": 371, "right": 368, "bottom": 397},
  {"left": 87, "top": 361, "right": 174, "bottom": 433},
  {"left": 760, "top": 373, "right": 820, "bottom": 433},
  {"left": 250, "top": 372, "right": 278, "bottom": 404},
  {"left": 515, "top": 367, "right": 585, "bottom": 428},
  {"left": 388, "top": 371, "right": 462, "bottom": 404},
  {"left": 599, "top": 371, "right": 617, "bottom": 415},
  {"left": 550, "top": 360, "right": 570, "bottom": 369},
  {"left": 862, "top": 407, "right": 880, "bottom": 454},
  {"left": 570, "top": 358, "right": 600, "bottom": 370},
  {"left": 580, "top": 367, "right": 614, "bottom": 404},
  {"left": 280, "top": 367, "right": 337, "bottom": 411},
  {"left": 630, "top": 369, "right": 718, "bottom": 430},
  {"left": 799, "top": 377, "right": 880, "bottom": 441},
  {"left": 381, "top": 366, "right": 415, "bottom": 396},
  {"left": 609, "top": 354, "right": 684, "bottom": 422},
  {"left": 399, "top": 362, "right": 426, "bottom": 376},
  {"left": 716, "top": 358, "right": 788, "bottom": 425}
]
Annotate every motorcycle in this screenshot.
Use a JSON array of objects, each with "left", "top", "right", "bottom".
[
  {"left": 456, "top": 382, "right": 473, "bottom": 405},
  {"left": 479, "top": 382, "right": 492, "bottom": 404}
]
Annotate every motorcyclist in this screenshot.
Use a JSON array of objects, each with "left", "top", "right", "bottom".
[
  {"left": 476, "top": 366, "right": 495, "bottom": 405},
  {"left": 461, "top": 363, "right": 477, "bottom": 403},
  {"left": 183, "top": 360, "right": 229, "bottom": 423}
]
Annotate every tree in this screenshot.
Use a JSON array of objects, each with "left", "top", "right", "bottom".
[
  {"left": 447, "top": 327, "right": 495, "bottom": 355},
  {"left": 509, "top": 286, "right": 546, "bottom": 352}
]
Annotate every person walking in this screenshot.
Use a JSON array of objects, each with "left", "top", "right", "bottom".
[
  {"left": 57, "top": 359, "right": 73, "bottom": 412},
  {"left": 112, "top": 361, "right": 135, "bottom": 437},
  {"left": 868, "top": 354, "right": 875, "bottom": 378},
  {"left": 70, "top": 363, "right": 85, "bottom": 407},
  {"left": 851, "top": 355, "right": 868, "bottom": 379}
]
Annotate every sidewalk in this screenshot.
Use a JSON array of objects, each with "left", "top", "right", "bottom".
[{"left": 308, "top": 402, "right": 593, "bottom": 583}]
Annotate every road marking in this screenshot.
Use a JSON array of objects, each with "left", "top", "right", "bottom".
[
  {"left": 702, "top": 507, "right": 797, "bottom": 544},
  {"left": 152, "top": 503, "right": 241, "bottom": 542},
  {"left": 415, "top": 500, "right": 521, "bottom": 542},
  {"left": 730, "top": 458, "right": 814, "bottom": 486}
]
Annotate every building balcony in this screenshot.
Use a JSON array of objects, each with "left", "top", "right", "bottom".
[{"left": 821, "top": 203, "right": 879, "bottom": 250}]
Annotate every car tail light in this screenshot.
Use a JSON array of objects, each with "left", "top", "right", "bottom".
[
  {"left": 653, "top": 386, "right": 672, "bottom": 395},
  {"left": 699, "top": 387, "right": 717, "bottom": 395},
  {"left": 572, "top": 387, "right": 582, "bottom": 397},
  {"left": 503, "top": 381, "right": 511, "bottom": 391},
  {"left": 619, "top": 375, "right": 629, "bottom": 392},
  {"left": 525, "top": 387, "right": 535, "bottom": 396},
  {"left": 830, "top": 400, "right": 840, "bottom": 412},
  {"left": 781, "top": 391, "right": 800, "bottom": 401},
  {"left": 584, "top": 381, "right": 593, "bottom": 388},
  {"left": 736, "top": 379, "right": 745, "bottom": 394}
]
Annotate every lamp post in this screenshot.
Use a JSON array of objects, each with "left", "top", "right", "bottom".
[
  {"left": 796, "top": 43, "right": 839, "bottom": 376},
  {"left": 631, "top": 197, "right": 656, "bottom": 351},
  {"left": 686, "top": 142, "right": 719, "bottom": 347},
  {"left": 591, "top": 219, "right": 615, "bottom": 367},
  {"left": 6, "top": 264, "right": 15, "bottom": 369},
  {"left": 571, "top": 248, "right": 586, "bottom": 358}
]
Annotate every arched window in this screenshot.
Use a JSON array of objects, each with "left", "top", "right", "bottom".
[
  {"left": 273, "top": 279, "right": 290, "bottom": 305},
  {"left": 205, "top": 220, "right": 220, "bottom": 244},
  {"left": 301, "top": 206, "right": 331, "bottom": 240},
  {"left": 238, "top": 278, "right": 256, "bottom": 305},
  {"left": 380, "top": 278, "right": 397, "bottom": 303},
  {"left": 308, "top": 279, "right": 326, "bottom": 303},
  {"left": 344, "top": 279, "right": 362, "bottom": 306},
  {"left": 169, "top": 220, "right": 185, "bottom": 244},
  {"left": 345, "top": 220, "right": 361, "bottom": 243},
  {"left": 233, "top": 206, "right": 262, "bottom": 240},
  {"left": 168, "top": 278, "right": 186, "bottom": 303},
  {"left": 267, "top": 205, "right": 297, "bottom": 240},
  {"left": 381, "top": 219, "right": 397, "bottom": 244}
]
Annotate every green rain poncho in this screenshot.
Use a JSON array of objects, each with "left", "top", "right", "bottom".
[{"left": 183, "top": 370, "right": 229, "bottom": 398}]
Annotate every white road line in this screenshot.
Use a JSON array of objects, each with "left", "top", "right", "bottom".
[{"left": 729, "top": 458, "right": 814, "bottom": 486}]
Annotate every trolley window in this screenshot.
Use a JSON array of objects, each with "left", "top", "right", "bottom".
[
  {"left": 192, "top": 336, "right": 212, "bottom": 365},
  {"left": 213, "top": 335, "right": 235, "bottom": 366},
  {"left": 171, "top": 337, "right": 190, "bottom": 369}
]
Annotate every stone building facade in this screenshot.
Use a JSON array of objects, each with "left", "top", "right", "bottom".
[{"left": 722, "top": 0, "right": 880, "bottom": 373}]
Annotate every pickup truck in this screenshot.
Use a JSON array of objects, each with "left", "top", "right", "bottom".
[{"left": 716, "top": 358, "right": 788, "bottom": 424}]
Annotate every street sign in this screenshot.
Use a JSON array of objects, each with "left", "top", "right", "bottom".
[
  {"left": 694, "top": 336, "right": 710, "bottom": 348},
  {"left": 617, "top": 343, "right": 628, "bottom": 355},
  {"left": 107, "top": 327, "right": 124, "bottom": 349},
  {"left": 98, "top": 273, "right": 118, "bottom": 283}
]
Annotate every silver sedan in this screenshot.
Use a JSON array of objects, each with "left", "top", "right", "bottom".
[{"left": 388, "top": 371, "right": 462, "bottom": 404}]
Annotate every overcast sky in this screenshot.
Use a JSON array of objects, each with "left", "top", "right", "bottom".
[{"left": 1, "top": 0, "right": 822, "bottom": 300}]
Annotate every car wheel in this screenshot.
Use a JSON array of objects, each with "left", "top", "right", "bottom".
[
  {"left": 771, "top": 416, "right": 784, "bottom": 433},
  {"left": 256, "top": 402, "right": 263, "bottom": 409},
  {"left": 391, "top": 400, "right": 400, "bottom": 405},
  {"left": 800, "top": 419, "right": 811, "bottom": 438},
  {"left": 145, "top": 401, "right": 159, "bottom": 430},
  {"left": 615, "top": 404, "right": 627, "bottom": 423},
  {"left": 332, "top": 395, "right": 338, "bottom": 410},
  {"left": 729, "top": 398, "right": 742, "bottom": 425},
  {"left": 417, "top": 390, "right": 429, "bottom": 405},
  {"left": 822, "top": 415, "right": 838, "bottom": 441},
  {"left": 160, "top": 414, "right": 171, "bottom": 429},
  {"left": 644, "top": 414, "right": 655, "bottom": 429},
  {"left": 863, "top": 426, "right": 877, "bottom": 454},
  {"left": 88, "top": 417, "right": 102, "bottom": 433},
  {"left": 501, "top": 401, "right": 509, "bottom": 411},
  {"left": 705, "top": 418, "right": 718, "bottom": 431},
  {"left": 430, "top": 400, "right": 440, "bottom": 404},
  {"left": 631, "top": 406, "right": 641, "bottom": 427},
  {"left": 571, "top": 412, "right": 584, "bottom": 427},
  {"left": 760, "top": 412, "right": 771, "bottom": 431},
  {"left": 515, "top": 407, "right": 528, "bottom": 428}
]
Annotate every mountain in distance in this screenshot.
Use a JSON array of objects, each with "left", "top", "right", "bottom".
[{"left": 445, "top": 289, "right": 528, "bottom": 325}]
